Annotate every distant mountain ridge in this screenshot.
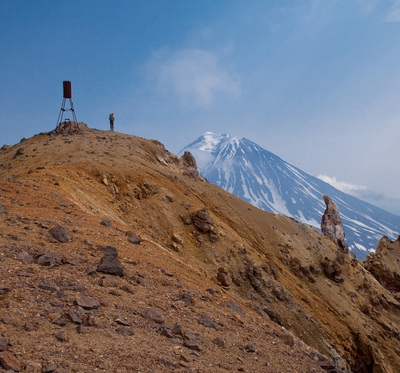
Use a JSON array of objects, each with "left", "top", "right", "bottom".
[{"left": 180, "top": 132, "right": 400, "bottom": 260}]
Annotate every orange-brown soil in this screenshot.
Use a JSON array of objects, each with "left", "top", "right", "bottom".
[{"left": 0, "top": 124, "right": 399, "bottom": 372}]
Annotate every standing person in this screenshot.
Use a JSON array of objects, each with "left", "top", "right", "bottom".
[{"left": 109, "top": 113, "right": 115, "bottom": 131}]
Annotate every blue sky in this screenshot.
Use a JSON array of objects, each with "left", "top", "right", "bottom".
[{"left": 1, "top": 0, "right": 400, "bottom": 215}]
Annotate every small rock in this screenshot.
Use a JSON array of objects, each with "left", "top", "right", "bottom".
[
  {"left": 116, "top": 326, "right": 134, "bottom": 336},
  {"left": 53, "top": 318, "right": 70, "bottom": 326},
  {"left": 206, "top": 288, "right": 216, "bottom": 296},
  {"left": 97, "top": 245, "right": 118, "bottom": 257},
  {"left": 184, "top": 339, "right": 202, "bottom": 351},
  {"left": 198, "top": 315, "right": 219, "bottom": 330},
  {"left": 141, "top": 308, "right": 165, "bottom": 324},
  {"left": 171, "top": 323, "right": 184, "bottom": 337},
  {"left": 56, "top": 331, "right": 67, "bottom": 342},
  {"left": 100, "top": 219, "right": 113, "bottom": 228},
  {"left": 67, "top": 309, "right": 82, "bottom": 324},
  {"left": 172, "top": 234, "right": 183, "bottom": 244},
  {"left": 0, "top": 338, "right": 8, "bottom": 352},
  {"left": 0, "top": 286, "right": 11, "bottom": 295},
  {"left": 115, "top": 318, "right": 131, "bottom": 326},
  {"left": 17, "top": 250, "right": 34, "bottom": 264},
  {"left": 0, "top": 203, "right": 6, "bottom": 213},
  {"left": 217, "top": 272, "right": 232, "bottom": 287},
  {"left": 121, "top": 284, "right": 134, "bottom": 294},
  {"left": 279, "top": 334, "right": 295, "bottom": 347},
  {"left": 39, "top": 282, "right": 59, "bottom": 292},
  {"left": 76, "top": 325, "right": 87, "bottom": 334},
  {"left": 37, "top": 253, "right": 55, "bottom": 267},
  {"left": 127, "top": 231, "right": 141, "bottom": 244},
  {"left": 25, "top": 361, "right": 42, "bottom": 373},
  {"left": 244, "top": 344, "right": 257, "bottom": 353},
  {"left": 160, "top": 326, "right": 174, "bottom": 338},
  {"left": 225, "top": 300, "right": 245, "bottom": 316},
  {"left": 0, "top": 351, "right": 21, "bottom": 371},
  {"left": 213, "top": 336, "right": 226, "bottom": 348},
  {"left": 44, "top": 362, "right": 56, "bottom": 372},
  {"left": 24, "top": 322, "right": 35, "bottom": 332},
  {"left": 49, "top": 227, "right": 70, "bottom": 243},
  {"left": 75, "top": 296, "right": 100, "bottom": 309},
  {"left": 13, "top": 148, "right": 24, "bottom": 158},
  {"left": 97, "top": 256, "right": 124, "bottom": 277}
]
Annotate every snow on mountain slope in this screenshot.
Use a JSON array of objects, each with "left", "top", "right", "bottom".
[{"left": 180, "top": 132, "right": 400, "bottom": 260}]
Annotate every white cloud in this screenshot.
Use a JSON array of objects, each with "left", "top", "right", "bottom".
[
  {"left": 148, "top": 48, "right": 240, "bottom": 107},
  {"left": 385, "top": 1, "right": 400, "bottom": 22},
  {"left": 317, "top": 175, "right": 368, "bottom": 195}
]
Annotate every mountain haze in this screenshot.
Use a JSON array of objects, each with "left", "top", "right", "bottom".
[
  {"left": 180, "top": 132, "right": 400, "bottom": 260},
  {"left": 0, "top": 123, "right": 399, "bottom": 372}
]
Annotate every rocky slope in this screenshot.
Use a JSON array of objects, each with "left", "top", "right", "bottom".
[
  {"left": 0, "top": 123, "right": 399, "bottom": 372},
  {"left": 179, "top": 132, "right": 400, "bottom": 260}
]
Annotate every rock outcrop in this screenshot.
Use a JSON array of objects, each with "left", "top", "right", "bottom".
[
  {"left": 179, "top": 151, "right": 206, "bottom": 181},
  {"left": 364, "top": 235, "right": 400, "bottom": 294},
  {"left": 321, "top": 195, "right": 349, "bottom": 254},
  {"left": 50, "top": 121, "right": 89, "bottom": 135}
]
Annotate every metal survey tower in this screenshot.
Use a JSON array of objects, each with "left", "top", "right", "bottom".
[{"left": 57, "top": 81, "right": 78, "bottom": 125}]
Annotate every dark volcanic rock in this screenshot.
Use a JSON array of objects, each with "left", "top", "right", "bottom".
[
  {"left": 126, "top": 231, "right": 141, "bottom": 244},
  {"left": 13, "top": 148, "right": 24, "bottom": 159},
  {"left": 56, "top": 331, "right": 67, "bottom": 342},
  {"left": 0, "top": 203, "right": 6, "bottom": 213},
  {"left": 97, "top": 255, "right": 124, "bottom": 277},
  {"left": 321, "top": 195, "right": 349, "bottom": 253},
  {"left": 100, "top": 219, "right": 113, "bottom": 228},
  {"left": 97, "top": 245, "right": 118, "bottom": 257},
  {"left": 17, "top": 250, "right": 34, "bottom": 264},
  {"left": 224, "top": 300, "right": 245, "bottom": 316},
  {"left": 0, "top": 338, "right": 8, "bottom": 352},
  {"left": 198, "top": 315, "right": 219, "bottom": 330},
  {"left": 184, "top": 339, "right": 202, "bottom": 351},
  {"left": 37, "top": 253, "right": 55, "bottom": 267},
  {"left": 244, "top": 344, "right": 257, "bottom": 353},
  {"left": 141, "top": 308, "right": 165, "bottom": 324},
  {"left": 49, "top": 227, "right": 70, "bottom": 243},
  {"left": 116, "top": 326, "right": 134, "bottom": 336}
]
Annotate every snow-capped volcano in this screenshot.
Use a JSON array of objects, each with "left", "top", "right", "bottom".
[{"left": 180, "top": 132, "right": 400, "bottom": 260}]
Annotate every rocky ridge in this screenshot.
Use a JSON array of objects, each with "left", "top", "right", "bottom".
[{"left": 0, "top": 123, "right": 399, "bottom": 372}]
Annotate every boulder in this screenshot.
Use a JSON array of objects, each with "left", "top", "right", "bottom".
[
  {"left": 321, "top": 195, "right": 349, "bottom": 253},
  {"left": 126, "top": 231, "right": 141, "bottom": 244},
  {"left": 97, "top": 256, "right": 124, "bottom": 277},
  {"left": 192, "top": 207, "right": 214, "bottom": 233},
  {"left": 49, "top": 227, "right": 70, "bottom": 243},
  {"left": 141, "top": 308, "right": 164, "bottom": 324},
  {"left": 97, "top": 245, "right": 118, "bottom": 257}
]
